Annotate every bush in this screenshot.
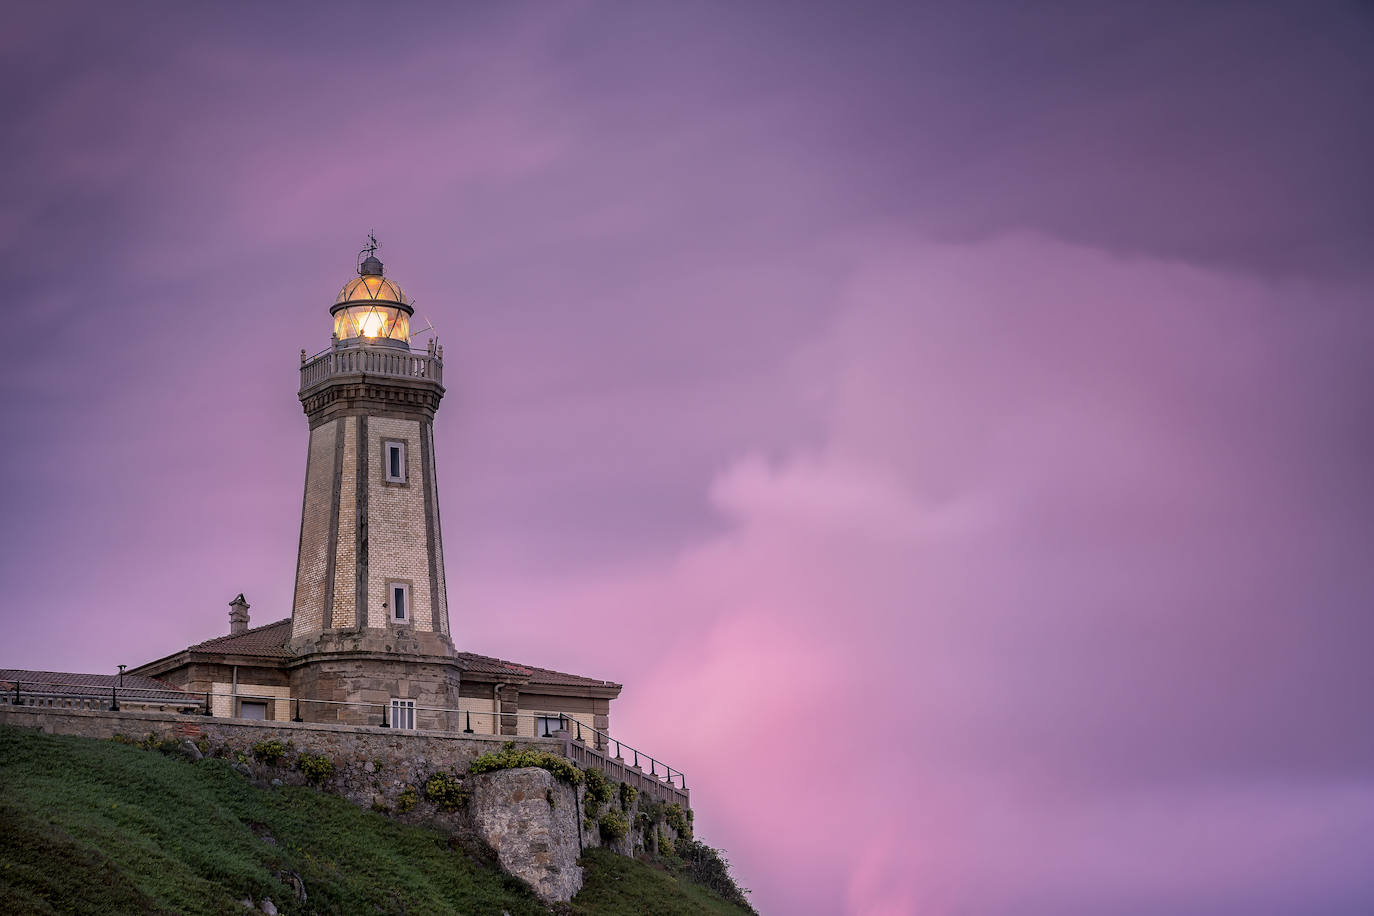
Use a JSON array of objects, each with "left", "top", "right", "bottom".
[
  {"left": 665, "top": 802, "right": 692, "bottom": 840},
  {"left": 296, "top": 753, "right": 333, "bottom": 784},
  {"left": 598, "top": 809, "right": 629, "bottom": 842},
  {"left": 619, "top": 782, "right": 638, "bottom": 811},
  {"left": 396, "top": 786, "right": 418, "bottom": 813},
  {"left": 675, "top": 838, "right": 756, "bottom": 912},
  {"left": 582, "top": 767, "right": 613, "bottom": 816},
  {"left": 423, "top": 772, "right": 468, "bottom": 811},
  {"left": 467, "top": 747, "right": 584, "bottom": 785},
  {"left": 251, "top": 740, "right": 286, "bottom": 764}
]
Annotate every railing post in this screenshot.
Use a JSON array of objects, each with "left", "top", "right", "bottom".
[
  {"left": 463, "top": 710, "right": 474, "bottom": 733},
  {"left": 204, "top": 690, "right": 213, "bottom": 716},
  {"left": 13, "top": 681, "right": 19, "bottom": 706},
  {"left": 380, "top": 702, "right": 389, "bottom": 728},
  {"left": 292, "top": 698, "right": 303, "bottom": 723},
  {"left": 110, "top": 681, "right": 119, "bottom": 712}
]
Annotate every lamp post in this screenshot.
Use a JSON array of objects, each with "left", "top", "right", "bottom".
[{"left": 110, "top": 665, "right": 123, "bottom": 712}]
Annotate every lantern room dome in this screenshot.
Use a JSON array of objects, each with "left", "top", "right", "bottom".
[{"left": 333, "top": 274, "right": 410, "bottom": 311}]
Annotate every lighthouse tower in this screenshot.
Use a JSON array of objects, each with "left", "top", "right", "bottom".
[{"left": 290, "top": 241, "right": 458, "bottom": 727}]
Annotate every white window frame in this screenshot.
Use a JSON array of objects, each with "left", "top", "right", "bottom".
[
  {"left": 383, "top": 439, "right": 407, "bottom": 484},
  {"left": 388, "top": 581, "right": 411, "bottom": 624},
  {"left": 390, "top": 698, "right": 416, "bottom": 730},
  {"left": 535, "top": 713, "right": 565, "bottom": 737}
]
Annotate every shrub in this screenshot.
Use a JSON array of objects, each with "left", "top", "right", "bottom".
[
  {"left": 582, "top": 767, "right": 613, "bottom": 816},
  {"left": 598, "top": 809, "right": 629, "bottom": 842},
  {"left": 619, "top": 782, "right": 638, "bottom": 811},
  {"left": 423, "top": 772, "right": 468, "bottom": 811},
  {"left": 296, "top": 753, "right": 333, "bottom": 784},
  {"left": 665, "top": 802, "right": 692, "bottom": 840},
  {"left": 675, "top": 838, "right": 756, "bottom": 912},
  {"left": 467, "top": 747, "right": 584, "bottom": 785},
  {"left": 396, "top": 786, "right": 418, "bottom": 813},
  {"left": 657, "top": 831, "right": 675, "bottom": 859},
  {"left": 645, "top": 829, "right": 657, "bottom": 854},
  {"left": 251, "top": 740, "right": 286, "bottom": 764}
]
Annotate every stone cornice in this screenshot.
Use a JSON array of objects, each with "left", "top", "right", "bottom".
[{"left": 301, "top": 375, "right": 445, "bottom": 427}]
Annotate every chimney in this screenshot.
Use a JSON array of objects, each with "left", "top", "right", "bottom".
[{"left": 228, "top": 594, "right": 250, "bottom": 635}]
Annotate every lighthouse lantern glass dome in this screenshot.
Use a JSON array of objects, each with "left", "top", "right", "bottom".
[{"left": 332, "top": 275, "right": 412, "bottom": 344}]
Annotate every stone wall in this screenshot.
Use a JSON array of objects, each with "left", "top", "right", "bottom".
[{"left": 0, "top": 705, "right": 691, "bottom": 903}]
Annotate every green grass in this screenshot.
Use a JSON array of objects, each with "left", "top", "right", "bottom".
[
  {"left": 0, "top": 726, "right": 753, "bottom": 915},
  {"left": 569, "top": 848, "right": 753, "bottom": 916}
]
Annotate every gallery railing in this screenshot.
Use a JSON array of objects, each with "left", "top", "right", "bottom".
[
  {"left": 0, "top": 682, "right": 688, "bottom": 805},
  {"left": 299, "top": 344, "right": 443, "bottom": 391}
]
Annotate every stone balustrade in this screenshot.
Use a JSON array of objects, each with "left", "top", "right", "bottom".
[{"left": 300, "top": 345, "right": 443, "bottom": 392}]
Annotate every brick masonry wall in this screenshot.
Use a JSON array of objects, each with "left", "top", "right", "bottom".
[
  {"left": 423, "top": 421, "right": 450, "bottom": 639},
  {"left": 292, "top": 419, "right": 339, "bottom": 640},
  {"left": 367, "top": 416, "right": 434, "bottom": 632},
  {"left": 331, "top": 415, "right": 357, "bottom": 628}
]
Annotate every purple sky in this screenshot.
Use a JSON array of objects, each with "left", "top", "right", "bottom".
[{"left": 4, "top": 3, "right": 1374, "bottom": 912}]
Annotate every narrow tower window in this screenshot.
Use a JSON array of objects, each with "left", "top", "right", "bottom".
[
  {"left": 389, "top": 581, "right": 410, "bottom": 623},
  {"left": 384, "top": 440, "right": 407, "bottom": 483}
]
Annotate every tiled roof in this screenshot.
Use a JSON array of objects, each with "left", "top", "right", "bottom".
[
  {"left": 454, "top": 652, "right": 533, "bottom": 678},
  {"left": 0, "top": 669, "right": 192, "bottom": 703},
  {"left": 174, "top": 618, "right": 619, "bottom": 689},
  {"left": 456, "top": 652, "right": 620, "bottom": 689},
  {"left": 525, "top": 664, "right": 622, "bottom": 690},
  {"left": 188, "top": 618, "right": 293, "bottom": 658}
]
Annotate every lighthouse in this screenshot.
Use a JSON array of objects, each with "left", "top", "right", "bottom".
[{"left": 289, "top": 240, "right": 458, "bottom": 727}]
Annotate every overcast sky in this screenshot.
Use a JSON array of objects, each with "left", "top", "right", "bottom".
[{"left": 3, "top": 3, "right": 1373, "bottom": 913}]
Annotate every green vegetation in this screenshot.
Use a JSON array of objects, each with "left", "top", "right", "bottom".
[
  {"left": 395, "top": 785, "right": 418, "bottom": 813},
  {"left": 665, "top": 803, "right": 693, "bottom": 841},
  {"left": 598, "top": 809, "right": 629, "bottom": 842},
  {"left": 0, "top": 726, "right": 754, "bottom": 915},
  {"left": 422, "top": 771, "right": 468, "bottom": 811},
  {"left": 582, "top": 767, "right": 614, "bottom": 816},
  {"left": 467, "top": 743, "right": 584, "bottom": 785},
  {"left": 250, "top": 740, "right": 286, "bottom": 765},
  {"left": 571, "top": 847, "right": 754, "bottom": 915},
  {"left": 0, "top": 726, "right": 544, "bottom": 915},
  {"left": 294, "top": 752, "right": 333, "bottom": 784},
  {"left": 618, "top": 782, "right": 638, "bottom": 811}
]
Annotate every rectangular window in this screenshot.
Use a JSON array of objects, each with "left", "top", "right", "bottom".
[
  {"left": 389, "top": 581, "right": 410, "bottom": 623},
  {"left": 239, "top": 700, "right": 268, "bottom": 720},
  {"left": 384, "top": 440, "right": 406, "bottom": 483},
  {"left": 391, "top": 698, "right": 416, "bottom": 730},
  {"left": 535, "top": 714, "right": 565, "bottom": 737}
]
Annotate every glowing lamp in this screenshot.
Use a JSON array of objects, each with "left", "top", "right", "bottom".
[{"left": 329, "top": 254, "right": 413, "bottom": 348}]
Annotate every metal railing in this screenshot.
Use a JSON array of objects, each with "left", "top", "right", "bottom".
[
  {"left": 300, "top": 344, "right": 443, "bottom": 391},
  {"left": 1, "top": 683, "right": 687, "bottom": 804}
]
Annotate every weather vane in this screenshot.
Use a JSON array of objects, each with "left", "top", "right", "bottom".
[{"left": 357, "top": 231, "right": 379, "bottom": 272}]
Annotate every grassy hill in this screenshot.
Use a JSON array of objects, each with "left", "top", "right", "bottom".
[{"left": 0, "top": 725, "right": 752, "bottom": 915}]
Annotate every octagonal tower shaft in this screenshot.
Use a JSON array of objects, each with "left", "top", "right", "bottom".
[{"left": 290, "top": 291, "right": 452, "bottom": 661}]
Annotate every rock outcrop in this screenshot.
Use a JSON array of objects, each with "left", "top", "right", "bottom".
[{"left": 466, "top": 767, "right": 583, "bottom": 902}]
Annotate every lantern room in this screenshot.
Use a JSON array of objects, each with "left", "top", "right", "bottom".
[{"left": 330, "top": 254, "right": 413, "bottom": 348}]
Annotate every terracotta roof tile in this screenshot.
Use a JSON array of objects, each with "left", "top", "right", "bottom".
[
  {"left": 189, "top": 618, "right": 293, "bottom": 658},
  {"left": 455, "top": 652, "right": 620, "bottom": 689},
  {"left": 0, "top": 669, "right": 193, "bottom": 703},
  {"left": 171, "top": 618, "right": 618, "bottom": 689}
]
